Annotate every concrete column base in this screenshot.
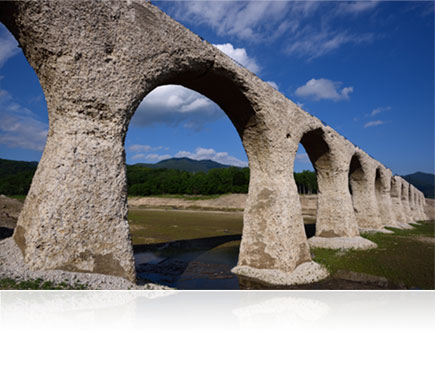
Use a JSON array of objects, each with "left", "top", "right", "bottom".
[
  {"left": 308, "top": 236, "right": 377, "bottom": 250},
  {"left": 231, "top": 262, "right": 329, "bottom": 286},
  {"left": 397, "top": 223, "right": 414, "bottom": 229},
  {"left": 359, "top": 228, "right": 394, "bottom": 234}
]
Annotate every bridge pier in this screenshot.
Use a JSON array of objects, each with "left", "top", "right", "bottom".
[
  {"left": 350, "top": 151, "right": 387, "bottom": 233},
  {"left": 1, "top": 0, "right": 421, "bottom": 287},
  {"left": 390, "top": 176, "right": 413, "bottom": 228},
  {"left": 306, "top": 130, "right": 375, "bottom": 250},
  {"left": 401, "top": 181, "right": 415, "bottom": 225}
]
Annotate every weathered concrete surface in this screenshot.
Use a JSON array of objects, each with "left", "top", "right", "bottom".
[
  {"left": 349, "top": 150, "right": 384, "bottom": 231},
  {"left": 297, "top": 127, "right": 373, "bottom": 249},
  {"left": 419, "top": 193, "right": 429, "bottom": 220},
  {"left": 374, "top": 165, "right": 396, "bottom": 227},
  {"left": 409, "top": 186, "right": 420, "bottom": 221},
  {"left": 0, "top": 0, "right": 420, "bottom": 285},
  {"left": 308, "top": 236, "right": 376, "bottom": 250},
  {"left": 232, "top": 261, "right": 329, "bottom": 286},
  {"left": 301, "top": 128, "right": 359, "bottom": 238},
  {"left": 390, "top": 176, "right": 409, "bottom": 227},
  {"left": 423, "top": 198, "right": 434, "bottom": 220},
  {"left": 401, "top": 181, "right": 415, "bottom": 224}
]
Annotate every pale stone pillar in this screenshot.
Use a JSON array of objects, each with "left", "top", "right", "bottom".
[
  {"left": 350, "top": 151, "right": 384, "bottom": 231},
  {"left": 401, "top": 181, "right": 414, "bottom": 224},
  {"left": 306, "top": 130, "right": 375, "bottom": 250},
  {"left": 390, "top": 176, "right": 412, "bottom": 228},
  {"left": 419, "top": 192, "right": 428, "bottom": 220},
  {"left": 374, "top": 166, "right": 397, "bottom": 227},
  {"left": 409, "top": 186, "right": 420, "bottom": 221}
]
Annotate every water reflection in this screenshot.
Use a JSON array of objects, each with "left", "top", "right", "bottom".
[{"left": 134, "top": 234, "right": 242, "bottom": 289}]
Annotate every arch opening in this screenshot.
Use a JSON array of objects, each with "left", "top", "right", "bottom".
[
  {"left": 401, "top": 183, "right": 407, "bottom": 201},
  {"left": 375, "top": 168, "right": 383, "bottom": 194},
  {"left": 295, "top": 128, "right": 332, "bottom": 238},
  {"left": 349, "top": 153, "right": 366, "bottom": 215},
  {"left": 126, "top": 81, "right": 251, "bottom": 289}
]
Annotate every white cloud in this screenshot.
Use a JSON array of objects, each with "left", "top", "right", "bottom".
[
  {"left": 0, "top": 26, "right": 20, "bottom": 68},
  {"left": 285, "top": 27, "right": 374, "bottom": 60},
  {"left": 175, "top": 147, "right": 248, "bottom": 167},
  {"left": 296, "top": 153, "right": 310, "bottom": 163},
  {"left": 336, "top": 1, "right": 380, "bottom": 15},
  {"left": 167, "top": 1, "right": 377, "bottom": 60},
  {"left": 364, "top": 120, "right": 386, "bottom": 128},
  {"left": 131, "top": 153, "right": 171, "bottom": 162},
  {"left": 131, "top": 85, "right": 224, "bottom": 131},
  {"left": 370, "top": 106, "right": 391, "bottom": 117},
  {"left": 214, "top": 43, "right": 260, "bottom": 73},
  {"left": 172, "top": 1, "right": 296, "bottom": 42},
  {"left": 295, "top": 78, "right": 354, "bottom": 101},
  {"left": 0, "top": 80, "right": 48, "bottom": 151},
  {"left": 266, "top": 81, "right": 279, "bottom": 90},
  {"left": 0, "top": 114, "right": 48, "bottom": 151},
  {"left": 128, "top": 144, "right": 166, "bottom": 153}
]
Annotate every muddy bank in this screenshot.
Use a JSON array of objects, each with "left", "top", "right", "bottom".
[{"left": 128, "top": 193, "right": 318, "bottom": 218}]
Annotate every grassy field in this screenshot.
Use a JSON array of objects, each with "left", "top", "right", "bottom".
[
  {"left": 129, "top": 209, "right": 434, "bottom": 289},
  {"left": 312, "top": 221, "right": 434, "bottom": 289},
  {"left": 128, "top": 208, "right": 243, "bottom": 245}
]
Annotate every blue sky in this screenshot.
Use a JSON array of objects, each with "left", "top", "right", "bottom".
[{"left": 0, "top": 1, "right": 433, "bottom": 175}]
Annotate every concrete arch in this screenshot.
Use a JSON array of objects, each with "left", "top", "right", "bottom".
[
  {"left": 409, "top": 186, "right": 419, "bottom": 221},
  {"left": 1, "top": 0, "right": 330, "bottom": 285},
  {"left": 374, "top": 165, "right": 396, "bottom": 227},
  {"left": 349, "top": 150, "right": 383, "bottom": 231},
  {"left": 418, "top": 191, "right": 428, "bottom": 220},
  {"left": 391, "top": 176, "right": 407, "bottom": 225},
  {"left": 413, "top": 187, "right": 426, "bottom": 221},
  {"left": 297, "top": 127, "right": 374, "bottom": 249},
  {"left": 401, "top": 181, "right": 414, "bottom": 224},
  {"left": 0, "top": 0, "right": 412, "bottom": 285}
]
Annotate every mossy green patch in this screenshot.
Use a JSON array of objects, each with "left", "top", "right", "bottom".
[
  {"left": 312, "top": 221, "right": 434, "bottom": 289},
  {"left": 0, "top": 278, "right": 88, "bottom": 290}
]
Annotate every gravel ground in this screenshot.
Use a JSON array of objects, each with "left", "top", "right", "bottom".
[{"left": 0, "top": 237, "right": 171, "bottom": 290}]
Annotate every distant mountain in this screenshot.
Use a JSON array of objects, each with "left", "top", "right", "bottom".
[
  {"left": 0, "top": 158, "right": 38, "bottom": 177},
  {"left": 132, "top": 157, "right": 233, "bottom": 172},
  {"left": 402, "top": 172, "right": 434, "bottom": 199}
]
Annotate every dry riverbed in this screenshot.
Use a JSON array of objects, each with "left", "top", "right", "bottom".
[{"left": 1, "top": 194, "right": 434, "bottom": 289}]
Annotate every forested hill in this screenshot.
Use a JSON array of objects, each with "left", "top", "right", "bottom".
[
  {"left": 0, "top": 159, "right": 38, "bottom": 195},
  {"left": 0, "top": 157, "right": 317, "bottom": 196},
  {"left": 134, "top": 157, "right": 231, "bottom": 172},
  {"left": 0, "top": 158, "right": 38, "bottom": 177},
  {"left": 402, "top": 172, "right": 435, "bottom": 198}
]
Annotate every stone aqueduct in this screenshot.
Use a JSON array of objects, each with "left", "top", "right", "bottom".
[{"left": 0, "top": 1, "right": 428, "bottom": 285}]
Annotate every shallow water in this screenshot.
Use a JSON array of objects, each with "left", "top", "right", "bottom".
[
  {"left": 134, "top": 235, "right": 241, "bottom": 289},
  {"left": 131, "top": 209, "right": 317, "bottom": 289}
]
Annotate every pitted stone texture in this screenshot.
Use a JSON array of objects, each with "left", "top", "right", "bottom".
[
  {"left": 374, "top": 165, "right": 397, "bottom": 227},
  {"left": 400, "top": 180, "right": 415, "bottom": 223},
  {"left": 391, "top": 176, "right": 408, "bottom": 225},
  {"left": 308, "top": 236, "right": 377, "bottom": 250},
  {"left": 231, "top": 262, "right": 329, "bottom": 286},
  {"left": 298, "top": 127, "right": 360, "bottom": 239},
  {"left": 0, "top": 238, "right": 171, "bottom": 290},
  {"left": 419, "top": 193, "right": 429, "bottom": 220},
  {"left": 349, "top": 150, "right": 383, "bottom": 230},
  {"left": 359, "top": 228, "right": 394, "bottom": 234}
]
